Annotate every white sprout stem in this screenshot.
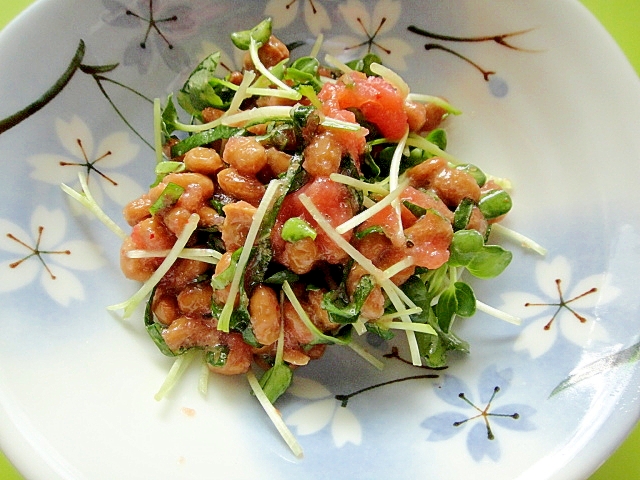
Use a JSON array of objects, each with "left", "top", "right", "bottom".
[
  {"left": 352, "top": 318, "right": 368, "bottom": 335},
  {"left": 126, "top": 248, "right": 222, "bottom": 264},
  {"left": 171, "top": 104, "right": 293, "bottom": 134},
  {"left": 153, "top": 98, "right": 163, "bottom": 164},
  {"left": 382, "top": 256, "right": 415, "bottom": 280},
  {"left": 250, "top": 37, "right": 301, "bottom": 98},
  {"left": 489, "top": 223, "right": 547, "bottom": 256},
  {"left": 282, "top": 281, "right": 347, "bottom": 345},
  {"left": 319, "top": 116, "right": 362, "bottom": 132},
  {"left": 218, "top": 180, "right": 284, "bottom": 332},
  {"left": 386, "top": 281, "right": 419, "bottom": 311},
  {"left": 299, "top": 194, "right": 388, "bottom": 286},
  {"left": 323, "top": 54, "right": 354, "bottom": 74},
  {"left": 388, "top": 128, "right": 410, "bottom": 243},
  {"left": 298, "top": 194, "right": 418, "bottom": 312},
  {"left": 310, "top": 33, "right": 324, "bottom": 59},
  {"left": 60, "top": 175, "right": 126, "bottom": 240},
  {"left": 246, "top": 370, "right": 304, "bottom": 458},
  {"left": 213, "top": 78, "right": 301, "bottom": 101},
  {"left": 406, "top": 133, "right": 459, "bottom": 164},
  {"left": 475, "top": 300, "right": 522, "bottom": 325},
  {"left": 224, "top": 70, "right": 257, "bottom": 117},
  {"left": 329, "top": 173, "right": 389, "bottom": 195},
  {"left": 198, "top": 358, "right": 210, "bottom": 396},
  {"left": 369, "top": 62, "right": 410, "bottom": 99},
  {"left": 108, "top": 213, "right": 200, "bottom": 318},
  {"left": 406, "top": 93, "right": 462, "bottom": 115},
  {"left": 246, "top": 87, "right": 302, "bottom": 100},
  {"left": 154, "top": 349, "right": 199, "bottom": 401},
  {"left": 362, "top": 197, "right": 376, "bottom": 208},
  {"left": 274, "top": 311, "right": 286, "bottom": 365},
  {"left": 379, "top": 321, "right": 436, "bottom": 336},
  {"left": 377, "top": 307, "right": 424, "bottom": 322},
  {"left": 221, "top": 105, "right": 293, "bottom": 126},
  {"left": 348, "top": 342, "right": 385, "bottom": 371},
  {"left": 335, "top": 178, "right": 410, "bottom": 235},
  {"left": 298, "top": 194, "right": 422, "bottom": 366},
  {"left": 385, "top": 288, "right": 423, "bottom": 366},
  {"left": 209, "top": 105, "right": 360, "bottom": 132},
  {"left": 389, "top": 129, "right": 409, "bottom": 194}
]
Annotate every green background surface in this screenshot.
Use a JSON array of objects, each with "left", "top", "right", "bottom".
[{"left": 0, "top": 0, "right": 638, "bottom": 478}]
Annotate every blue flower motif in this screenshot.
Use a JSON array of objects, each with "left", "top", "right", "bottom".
[
  {"left": 421, "top": 365, "right": 536, "bottom": 462},
  {"left": 101, "top": 0, "right": 197, "bottom": 73}
]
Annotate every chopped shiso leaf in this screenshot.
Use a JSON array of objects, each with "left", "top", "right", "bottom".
[
  {"left": 281, "top": 217, "right": 317, "bottom": 242},
  {"left": 149, "top": 182, "right": 185, "bottom": 215}
]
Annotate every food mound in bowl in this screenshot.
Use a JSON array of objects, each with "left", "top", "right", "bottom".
[{"left": 116, "top": 18, "right": 514, "bottom": 409}]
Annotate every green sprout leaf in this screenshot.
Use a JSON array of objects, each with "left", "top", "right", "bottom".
[
  {"left": 448, "top": 229, "right": 512, "bottom": 279},
  {"left": 259, "top": 363, "right": 293, "bottom": 404},
  {"left": 478, "top": 189, "right": 512, "bottom": 219},
  {"left": 284, "top": 57, "right": 322, "bottom": 89},
  {"left": 426, "top": 128, "right": 447, "bottom": 151},
  {"left": 453, "top": 197, "right": 475, "bottom": 231},
  {"left": 435, "top": 282, "right": 476, "bottom": 332},
  {"left": 456, "top": 163, "right": 487, "bottom": 187},
  {"left": 346, "top": 53, "right": 383, "bottom": 76},
  {"left": 230, "top": 18, "right": 272, "bottom": 50},
  {"left": 416, "top": 308, "right": 470, "bottom": 369}
]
